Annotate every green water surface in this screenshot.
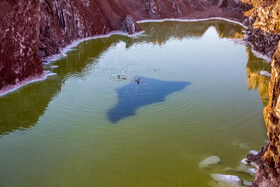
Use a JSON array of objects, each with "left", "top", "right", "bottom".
[{"left": 0, "top": 20, "right": 271, "bottom": 186}]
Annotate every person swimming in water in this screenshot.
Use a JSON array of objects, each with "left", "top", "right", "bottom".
[
  {"left": 118, "top": 75, "right": 126, "bottom": 80},
  {"left": 118, "top": 75, "right": 139, "bottom": 83}
]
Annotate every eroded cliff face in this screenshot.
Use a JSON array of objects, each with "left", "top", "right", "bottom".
[
  {"left": 39, "top": 0, "right": 142, "bottom": 57},
  {"left": 39, "top": 0, "right": 251, "bottom": 58},
  {"left": 263, "top": 44, "right": 280, "bottom": 166},
  {"left": 247, "top": 43, "right": 280, "bottom": 185},
  {"left": 0, "top": 0, "right": 43, "bottom": 91},
  {"left": 242, "top": 0, "right": 280, "bottom": 59},
  {"left": 250, "top": 44, "right": 280, "bottom": 187},
  {"left": 0, "top": 0, "right": 251, "bottom": 92},
  {"left": 243, "top": 0, "right": 280, "bottom": 186}
]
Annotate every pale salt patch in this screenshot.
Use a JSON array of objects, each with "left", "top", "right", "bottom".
[
  {"left": 199, "top": 156, "right": 221, "bottom": 168},
  {"left": 50, "top": 65, "right": 59, "bottom": 69},
  {"left": 260, "top": 70, "right": 271, "bottom": 77},
  {"left": 0, "top": 71, "right": 48, "bottom": 97},
  {"left": 249, "top": 150, "right": 259, "bottom": 155},
  {"left": 210, "top": 174, "right": 242, "bottom": 187}
]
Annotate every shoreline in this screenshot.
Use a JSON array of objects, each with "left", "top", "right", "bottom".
[
  {"left": 44, "top": 17, "right": 248, "bottom": 63},
  {"left": 0, "top": 17, "right": 270, "bottom": 97},
  {"left": 0, "top": 71, "right": 48, "bottom": 97},
  {"left": 42, "top": 30, "right": 145, "bottom": 63},
  {"left": 136, "top": 17, "right": 248, "bottom": 28}
]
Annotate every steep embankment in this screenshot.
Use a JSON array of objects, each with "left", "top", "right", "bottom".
[
  {"left": 0, "top": 0, "right": 250, "bottom": 93},
  {"left": 0, "top": 0, "right": 43, "bottom": 92},
  {"left": 242, "top": 0, "right": 280, "bottom": 186}
]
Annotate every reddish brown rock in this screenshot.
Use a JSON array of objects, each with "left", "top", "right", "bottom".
[
  {"left": 252, "top": 166, "right": 280, "bottom": 187},
  {"left": 38, "top": 0, "right": 250, "bottom": 58},
  {"left": 243, "top": 1, "right": 280, "bottom": 186},
  {"left": 245, "top": 28, "right": 280, "bottom": 59},
  {"left": 39, "top": 0, "right": 142, "bottom": 57},
  {"left": 263, "top": 43, "right": 280, "bottom": 167},
  {"left": 248, "top": 143, "right": 280, "bottom": 187},
  {"left": 0, "top": 0, "right": 42, "bottom": 90}
]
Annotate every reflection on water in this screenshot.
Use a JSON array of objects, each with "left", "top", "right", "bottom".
[
  {"left": 0, "top": 38, "right": 116, "bottom": 135},
  {"left": 246, "top": 46, "right": 271, "bottom": 106},
  {"left": 0, "top": 20, "right": 249, "bottom": 136},
  {"left": 108, "top": 77, "right": 190, "bottom": 123},
  {"left": 0, "top": 20, "right": 271, "bottom": 186},
  {"left": 125, "top": 20, "right": 244, "bottom": 47}
]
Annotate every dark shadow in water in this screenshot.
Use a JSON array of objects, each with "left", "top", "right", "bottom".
[{"left": 108, "top": 77, "right": 191, "bottom": 123}]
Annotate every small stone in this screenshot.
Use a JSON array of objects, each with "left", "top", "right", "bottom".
[
  {"left": 241, "top": 158, "right": 249, "bottom": 165},
  {"left": 249, "top": 150, "right": 259, "bottom": 155},
  {"left": 225, "top": 164, "right": 257, "bottom": 177},
  {"left": 210, "top": 174, "right": 242, "bottom": 186},
  {"left": 235, "top": 164, "right": 257, "bottom": 177},
  {"left": 199, "top": 156, "right": 222, "bottom": 168},
  {"left": 50, "top": 65, "right": 58, "bottom": 69},
  {"left": 243, "top": 180, "right": 252, "bottom": 186},
  {"left": 248, "top": 168, "right": 257, "bottom": 175}
]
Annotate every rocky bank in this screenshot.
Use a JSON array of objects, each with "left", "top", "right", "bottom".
[{"left": 242, "top": 0, "right": 280, "bottom": 186}]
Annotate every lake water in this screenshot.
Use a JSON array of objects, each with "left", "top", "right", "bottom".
[{"left": 0, "top": 20, "right": 271, "bottom": 186}]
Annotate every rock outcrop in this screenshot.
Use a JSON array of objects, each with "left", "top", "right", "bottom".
[
  {"left": 245, "top": 28, "right": 280, "bottom": 59},
  {"left": 242, "top": 0, "right": 280, "bottom": 186},
  {"left": 243, "top": 0, "right": 280, "bottom": 59},
  {"left": 0, "top": 0, "right": 43, "bottom": 91},
  {"left": 39, "top": 0, "right": 142, "bottom": 57},
  {"left": 0, "top": 0, "right": 251, "bottom": 93}
]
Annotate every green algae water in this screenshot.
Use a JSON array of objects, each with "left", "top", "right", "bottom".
[{"left": 0, "top": 20, "right": 271, "bottom": 186}]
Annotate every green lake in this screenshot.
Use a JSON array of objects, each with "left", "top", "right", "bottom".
[{"left": 0, "top": 20, "right": 271, "bottom": 186}]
